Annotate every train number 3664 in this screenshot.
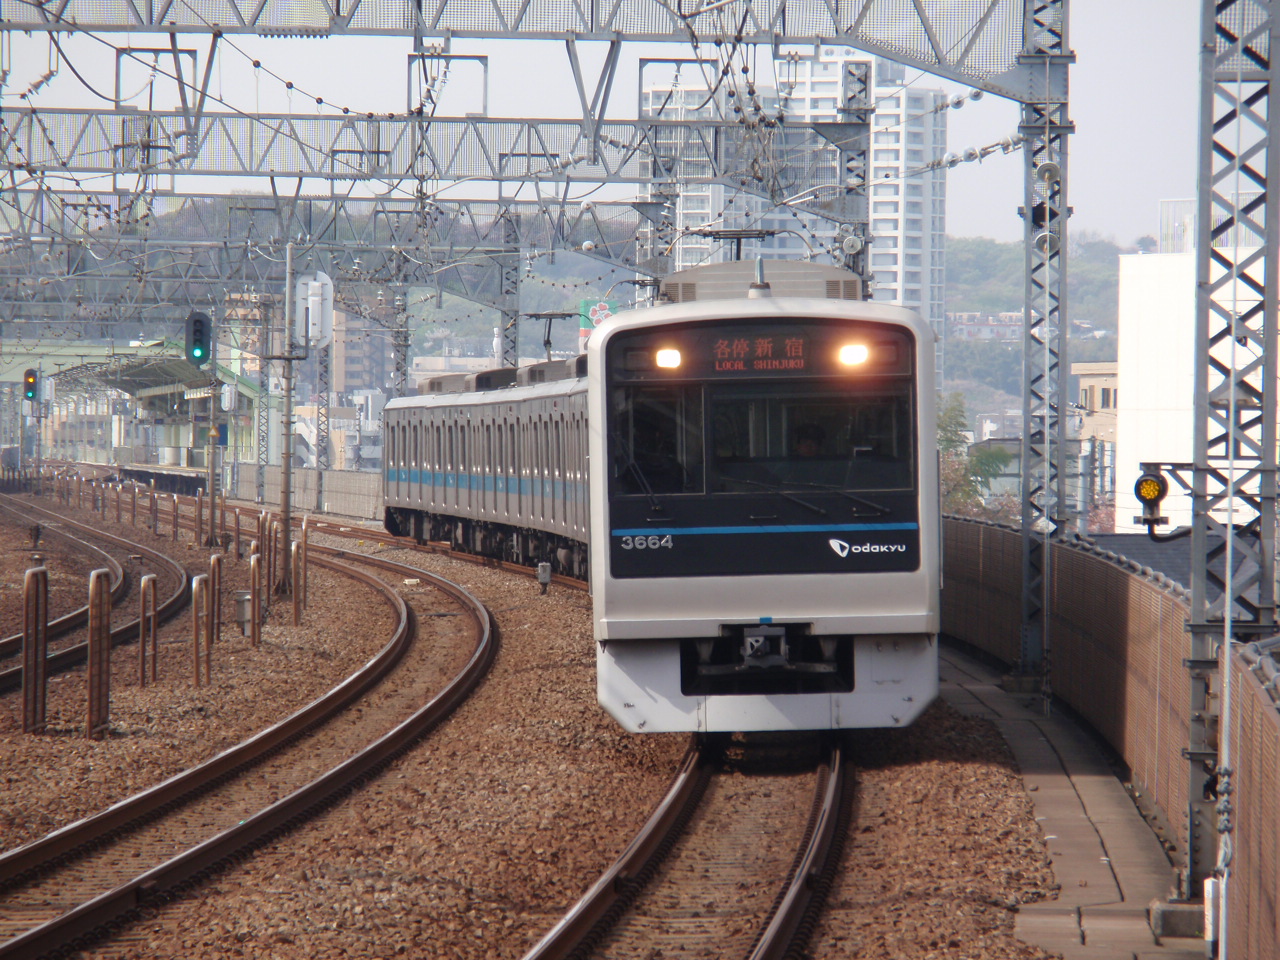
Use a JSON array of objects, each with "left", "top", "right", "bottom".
[{"left": 619, "top": 535, "right": 675, "bottom": 550}]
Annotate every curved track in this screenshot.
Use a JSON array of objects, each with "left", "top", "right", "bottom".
[
  {"left": 524, "top": 737, "right": 850, "bottom": 960},
  {"left": 0, "top": 546, "right": 495, "bottom": 960},
  {"left": 0, "top": 496, "right": 189, "bottom": 695},
  {"left": 0, "top": 501, "right": 128, "bottom": 659}
]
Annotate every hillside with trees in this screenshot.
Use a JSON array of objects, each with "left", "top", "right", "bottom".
[{"left": 942, "top": 231, "right": 1136, "bottom": 427}]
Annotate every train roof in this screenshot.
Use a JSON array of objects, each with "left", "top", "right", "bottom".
[
  {"left": 589, "top": 291, "right": 934, "bottom": 348},
  {"left": 658, "top": 259, "right": 867, "bottom": 303},
  {"left": 384, "top": 371, "right": 586, "bottom": 411}
]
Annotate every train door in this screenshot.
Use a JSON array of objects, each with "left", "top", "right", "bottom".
[
  {"left": 465, "top": 417, "right": 476, "bottom": 514},
  {"left": 570, "top": 412, "right": 582, "bottom": 536},
  {"left": 432, "top": 422, "right": 443, "bottom": 511},
  {"left": 399, "top": 423, "right": 408, "bottom": 502},
  {"left": 552, "top": 417, "right": 563, "bottom": 529},
  {"left": 483, "top": 421, "right": 493, "bottom": 518},
  {"left": 412, "top": 420, "right": 421, "bottom": 505},
  {"left": 446, "top": 420, "right": 456, "bottom": 511},
  {"left": 496, "top": 419, "right": 507, "bottom": 517},
  {"left": 386, "top": 417, "right": 397, "bottom": 504}
]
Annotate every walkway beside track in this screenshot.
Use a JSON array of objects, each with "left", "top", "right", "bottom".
[{"left": 940, "top": 646, "right": 1204, "bottom": 960}]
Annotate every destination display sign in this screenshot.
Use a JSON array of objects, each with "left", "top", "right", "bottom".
[
  {"left": 710, "top": 333, "right": 810, "bottom": 373},
  {"left": 610, "top": 318, "right": 912, "bottom": 381}
]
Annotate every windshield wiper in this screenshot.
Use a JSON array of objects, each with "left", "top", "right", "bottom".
[
  {"left": 620, "top": 454, "right": 666, "bottom": 514},
  {"left": 720, "top": 476, "right": 827, "bottom": 517},
  {"left": 788, "top": 481, "right": 893, "bottom": 517}
]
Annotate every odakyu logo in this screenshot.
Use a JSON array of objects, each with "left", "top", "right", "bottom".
[{"left": 829, "top": 539, "right": 907, "bottom": 557}]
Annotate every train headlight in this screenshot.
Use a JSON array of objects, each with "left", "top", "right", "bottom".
[
  {"left": 838, "top": 343, "right": 869, "bottom": 366},
  {"left": 655, "top": 348, "right": 682, "bottom": 369}
]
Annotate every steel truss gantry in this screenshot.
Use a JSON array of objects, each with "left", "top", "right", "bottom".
[
  {"left": 0, "top": 192, "right": 654, "bottom": 325},
  {"left": 2, "top": 0, "right": 1062, "bottom": 102},
  {"left": 2, "top": 1, "right": 1077, "bottom": 709}
]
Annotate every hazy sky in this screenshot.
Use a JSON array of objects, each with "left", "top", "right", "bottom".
[
  {"left": 943, "top": 0, "right": 1200, "bottom": 244},
  {"left": 4, "top": 2, "right": 1202, "bottom": 246}
]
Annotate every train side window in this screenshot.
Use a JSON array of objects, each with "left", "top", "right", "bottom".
[{"left": 387, "top": 425, "right": 396, "bottom": 467}]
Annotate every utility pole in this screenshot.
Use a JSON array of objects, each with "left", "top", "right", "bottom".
[
  {"left": 278, "top": 242, "right": 295, "bottom": 593},
  {"left": 206, "top": 324, "right": 218, "bottom": 543}
]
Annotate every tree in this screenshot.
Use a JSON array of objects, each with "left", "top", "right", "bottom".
[{"left": 937, "top": 391, "right": 1019, "bottom": 523}]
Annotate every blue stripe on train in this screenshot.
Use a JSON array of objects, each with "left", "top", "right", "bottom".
[{"left": 610, "top": 522, "right": 919, "bottom": 536}]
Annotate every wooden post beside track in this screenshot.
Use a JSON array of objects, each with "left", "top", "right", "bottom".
[
  {"left": 191, "top": 574, "right": 212, "bottom": 686},
  {"left": 266, "top": 521, "right": 277, "bottom": 597},
  {"left": 249, "top": 554, "right": 263, "bottom": 647},
  {"left": 209, "top": 554, "right": 223, "bottom": 643},
  {"left": 139, "top": 573, "right": 158, "bottom": 685},
  {"left": 86, "top": 568, "right": 112, "bottom": 739},
  {"left": 301, "top": 516, "right": 309, "bottom": 609},
  {"left": 195, "top": 490, "right": 204, "bottom": 547},
  {"left": 22, "top": 567, "right": 49, "bottom": 733},
  {"left": 115, "top": 484, "right": 121, "bottom": 523},
  {"left": 291, "top": 542, "right": 301, "bottom": 626},
  {"left": 172, "top": 495, "right": 179, "bottom": 542},
  {"left": 131, "top": 483, "right": 138, "bottom": 525},
  {"left": 234, "top": 508, "right": 241, "bottom": 561}
]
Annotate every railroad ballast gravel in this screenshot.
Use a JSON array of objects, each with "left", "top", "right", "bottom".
[{"left": 2, "top": 498, "right": 1059, "bottom": 958}]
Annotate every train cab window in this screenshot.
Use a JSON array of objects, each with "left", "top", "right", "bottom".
[
  {"left": 709, "top": 383, "right": 914, "bottom": 491},
  {"left": 610, "top": 385, "right": 704, "bottom": 496}
]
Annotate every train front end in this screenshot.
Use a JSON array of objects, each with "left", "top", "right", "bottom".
[{"left": 588, "top": 297, "right": 939, "bottom": 733}]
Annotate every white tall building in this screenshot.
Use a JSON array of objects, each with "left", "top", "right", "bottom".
[
  {"left": 640, "top": 51, "right": 949, "bottom": 331},
  {"left": 1114, "top": 200, "right": 1267, "bottom": 533}
]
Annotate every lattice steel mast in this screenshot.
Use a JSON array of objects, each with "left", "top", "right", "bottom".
[
  {"left": 1017, "top": 0, "right": 1073, "bottom": 685},
  {"left": 1183, "top": 0, "right": 1278, "bottom": 897}
]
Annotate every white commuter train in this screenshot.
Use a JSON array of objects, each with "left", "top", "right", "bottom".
[{"left": 383, "top": 261, "right": 940, "bottom": 733}]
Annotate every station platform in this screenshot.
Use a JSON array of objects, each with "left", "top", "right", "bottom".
[{"left": 940, "top": 646, "right": 1206, "bottom": 960}]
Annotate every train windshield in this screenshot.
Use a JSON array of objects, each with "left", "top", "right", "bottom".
[
  {"left": 709, "top": 382, "right": 913, "bottom": 492},
  {"left": 607, "top": 318, "right": 916, "bottom": 497}
]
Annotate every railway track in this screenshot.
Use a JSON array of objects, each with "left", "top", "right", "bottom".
[
  {"left": 0, "top": 505, "right": 128, "bottom": 660},
  {"left": 0, "top": 496, "right": 189, "bottom": 695},
  {"left": 525, "top": 736, "right": 850, "bottom": 960},
  {"left": 0, "top": 545, "right": 495, "bottom": 960}
]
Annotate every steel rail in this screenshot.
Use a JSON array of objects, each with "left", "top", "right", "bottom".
[
  {"left": 0, "top": 495, "right": 189, "bottom": 694},
  {"left": 745, "top": 739, "right": 849, "bottom": 960},
  {"left": 0, "top": 500, "right": 127, "bottom": 659},
  {"left": 522, "top": 740, "right": 848, "bottom": 960},
  {"left": 0, "top": 547, "right": 493, "bottom": 960},
  {"left": 520, "top": 743, "right": 708, "bottom": 960}
]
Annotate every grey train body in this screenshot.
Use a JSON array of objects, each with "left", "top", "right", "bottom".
[{"left": 383, "top": 262, "right": 941, "bottom": 733}]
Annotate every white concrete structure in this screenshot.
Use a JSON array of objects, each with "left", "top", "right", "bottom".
[{"left": 1114, "top": 252, "right": 1197, "bottom": 532}]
